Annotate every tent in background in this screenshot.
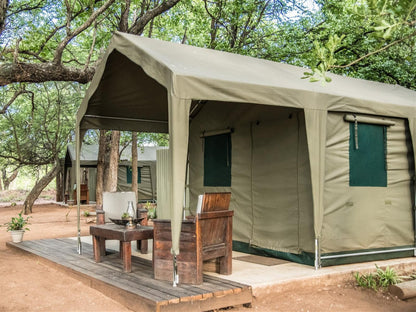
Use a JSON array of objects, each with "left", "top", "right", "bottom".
[
  {"left": 64, "top": 144, "right": 157, "bottom": 202},
  {"left": 75, "top": 32, "right": 416, "bottom": 273}
]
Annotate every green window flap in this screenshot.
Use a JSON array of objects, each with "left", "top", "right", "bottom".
[
  {"left": 349, "top": 123, "right": 387, "bottom": 187},
  {"left": 126, "top": 166, "right": 141, "bottom": 184},
  {"left": 204, "top": 133, "right": 232, "bottom": 187}
]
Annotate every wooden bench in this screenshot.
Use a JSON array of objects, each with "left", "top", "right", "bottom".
[{"left": 153, "top": 192, "right": 233, "bottom": 284}]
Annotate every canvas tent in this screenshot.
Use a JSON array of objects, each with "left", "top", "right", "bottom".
[
  {"left": 76, "top": 31, "right": 416, "bottom": 270},
  {"left": 63, "top": 144, "right": 157, "bottom": 202}
]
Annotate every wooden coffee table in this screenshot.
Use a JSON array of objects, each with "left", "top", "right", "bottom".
[{"left": 90, "top": 223, "right": 153, "bottom": 272}]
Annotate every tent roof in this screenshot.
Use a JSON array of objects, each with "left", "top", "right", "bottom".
[
  {"left": 77, "top": 32, "right": 416, "bottom": 132},
  {"left": 66, "top": 144, "right": 157, "bottom": 166}
]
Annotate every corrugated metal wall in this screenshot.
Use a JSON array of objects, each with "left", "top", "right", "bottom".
[{"left": 157, "top": 148, "right": 171, "bottom": 218}]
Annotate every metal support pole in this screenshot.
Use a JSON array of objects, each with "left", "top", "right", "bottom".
[
  {"left": 172, "top": 253, "right": 179, "bottom": 287},
  {"left": 321, "top": 247, "right": 416, "bottom": 260},
  {"left": 314, "top": 238, "right": 321, "bottom": 270},
  {"left": 76, "top": 126, "right": 82, "bottom": 255},
  {"left": 413, "top": 203, "right": 416, "bottom": 257}
]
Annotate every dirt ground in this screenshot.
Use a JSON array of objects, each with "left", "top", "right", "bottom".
[{"left": 1, "top": 203, "right": 416, "bottom": 312}]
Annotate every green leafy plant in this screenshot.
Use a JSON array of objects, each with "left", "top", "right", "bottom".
[
  {"left": 376, "top": 265, "right": 401, "bottom": 287},
  {"left": 3, "top": 212, "right": 31, "bottom": 231},
  {"left": 354, "top": 265, "right": 402, "bottom": 290},
  {"left": 145, "top": 202, "right": 157, "bottom": 219},
  {"left": 121, "top": 212, "right": 130, "bottom": 219},
  {"left": 354, "top": 271, "right": 378, "bottom": 290},
  {"left": 83, "top": 211, "right": 90, "bottom": 217}
]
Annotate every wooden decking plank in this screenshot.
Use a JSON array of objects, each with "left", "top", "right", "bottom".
[
  {"left": 202, "top": 275, "right": 249, "bottom": 298},
  {"left": 204, "top": 274, "right": 250, "bottom": 289},
  {"left": 15, "top": 240, "right": 176, "bottom": 302},
  {"left": 67, "top": 259, "right": 175, "bottom": 302},
  {"left": 8, "top": 238, "right": 252, "bottom": 312},
  {"left": 64, "top": 255, "right": 175, "bottom": 302},
  {"left": 78, "top": 258, "right": 190, "bottom": 301},
  {"left": 65, "top": 256, "right": 180, "bottom": 301},
  {"left": 107, "top": 260, "right": 198, "bottom": 299}
]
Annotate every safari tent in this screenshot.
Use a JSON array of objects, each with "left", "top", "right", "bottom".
[
  {"left": 64, "top": 144, "right": 157, "bottom": 202},
  {"left": 75, "top": 31, "right": 416, "bottom": 269}
]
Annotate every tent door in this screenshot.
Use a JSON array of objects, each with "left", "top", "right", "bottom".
[{"left": 250, "top": 117, "right": 300, "bottom": 253}]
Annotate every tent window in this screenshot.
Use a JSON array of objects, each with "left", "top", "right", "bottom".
[
  {"left": 204, "top": 133, "right": 231, "bottom": 187},
  {"left": 126, "top": 166, "right": 141, "bottom": 184},
  {"left": 349, "top": 123, "right": 387, "bottom": 187}
]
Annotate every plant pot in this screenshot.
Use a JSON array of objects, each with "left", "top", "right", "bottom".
[{"left": 10, "top": 230, "right": 25, "bottom": 243}]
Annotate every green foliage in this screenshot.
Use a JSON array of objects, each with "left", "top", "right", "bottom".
[
  {"left": 3, "top": 211, "right": 31, "bottom": 231},
  {"left": 145, "top": 202, "right": 157, "bottom": 219},
  {"left": 355, "top": 271, "right": 379, "bottom": 290},
  {"left": 0, "top": 82, "right": 81, "bottom": 167},
  {"left": 303, "top": 0, "right": 416, "bottom": 87},
  {"left": 354, "top": 265, "right": 402, "bottom": 290},
  {"left": 121, "top": 212, "right": 130, "bottom": 219},
  {"left": 376, "top": 265, "right": 402, "bottom": 287}
]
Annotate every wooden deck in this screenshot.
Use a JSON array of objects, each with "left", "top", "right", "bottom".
[{"left": 7, "top": 238, "right": 252, "bottom": 312}]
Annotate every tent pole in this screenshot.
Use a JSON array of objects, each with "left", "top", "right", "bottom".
[
  {"left": 76, "top": 126, "right": 82, "bottom": 255},
  {"left": 314, "top": 238, "right": 321, "bottom": 270},
  {"left": 414, "top": 204, "right": 416, "bottom": 257},
  {"left": 172, "top": 252, "right": 178, "bottom": 287}
]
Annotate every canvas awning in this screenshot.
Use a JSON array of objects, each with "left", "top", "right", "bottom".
[{"left": 76, "top": 31, "right": 416, "bottom": 261}]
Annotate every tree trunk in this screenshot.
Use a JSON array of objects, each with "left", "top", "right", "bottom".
[
  {"left": 95, "top": 129, "right": 106, "bottom": 206},
  {"left": 131, "top": 132, "right": 138, "bottom": 200},
  {"left": 103, "top": 131, "right": 112, "bottom": 191},
  {"left": 2, "top": 168, "right": 18, "bottom": 190},
  {"left": 104, "top": 131, "right": 120, "bottom": 192},
  {"left": 0, "top": 0, "right": 9, "bottom": 37},
  {"left": 23, "top": 163, "right": 58, "bottom": 214},
  {"left": 55, "top": 163, "right": 64, "bottom": 202}
]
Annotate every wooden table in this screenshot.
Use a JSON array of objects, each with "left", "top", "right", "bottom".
[{"left": 90, "top": 223, "right": 153, "bottom": 272}]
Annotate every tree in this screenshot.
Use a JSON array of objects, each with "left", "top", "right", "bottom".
[
  {"left": 0, "top": 0, "right": 181, "bottom": 121},
  {"left": 0, "top": 0, "right": 181, "bottom": 211},
  {"left": 104, "top": 130, "right": 120, "bottom": 192},
  {"left": 302, "top": 0, "right": 416, "bottom": 87},
  {"left": 0, "top": 0, "right": 180, "bottom": 85},
  {"left": 95, "top": 129, "right": 106, "bottom": 207},
  {"left": 0, "top": 82, "right": 79, "bottom": 213},
  {"left": 1, "top": 167, "right": 17, "bottom": 190}
]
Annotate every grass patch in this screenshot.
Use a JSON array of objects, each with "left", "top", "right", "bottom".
[{"left": 354, "top": 265, "right": 405, "bottom": 291}]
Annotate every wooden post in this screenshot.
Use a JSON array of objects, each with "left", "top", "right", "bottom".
[
  {"left": 136, "top": 208, "right": 148, "bottom": 253},
  {"left": 92, "top": 235, "right": 102, "bottom": 263},
  {"left": 122, "top": 241, "right": 132, "bottom": 272}
]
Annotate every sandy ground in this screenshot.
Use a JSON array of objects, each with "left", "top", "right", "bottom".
[{"left": 1, "top": 203, "right": 416, "bottom": 312}]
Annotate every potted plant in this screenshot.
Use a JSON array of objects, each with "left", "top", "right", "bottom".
[{"left": 3, "top": 211, "right": 31, "bottom": 243}]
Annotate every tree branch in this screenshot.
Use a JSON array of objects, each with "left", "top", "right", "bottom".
[
  {"left": 128, "top": 0, "right": 180, "bottom": 35},
  {"left": 333, "top": 30, "right": 416, "bottom": 69},
  {"left": 0, "top": 88, "right": 33, "bottom": 114},
  {"left": 53, "top": 0, "right": 115, "bottom": 64},
  {"left": 119, "top": 0, "right": 131, "bottom": 32},
  {"left": 0, "top": 62, "right": 95, "bottom": 86},
  {"left": 84, "top": 22, "right": 98, "bottom": 69}
]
